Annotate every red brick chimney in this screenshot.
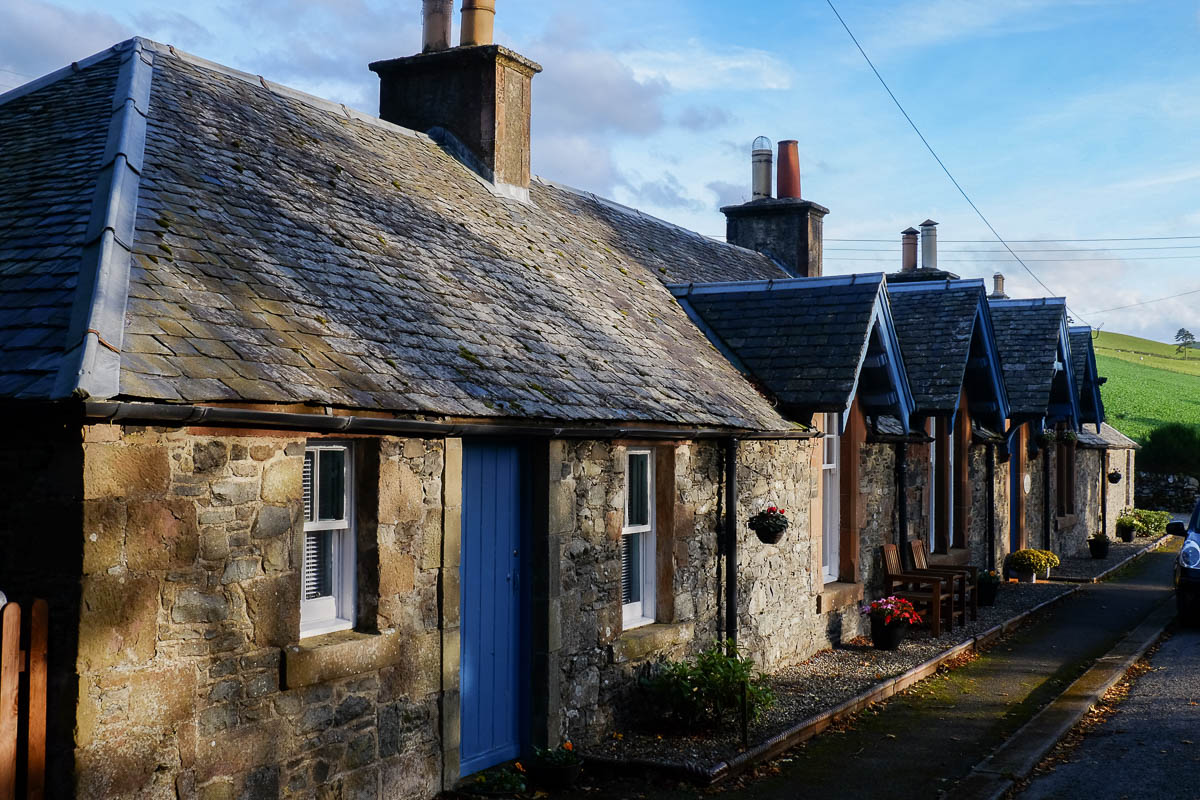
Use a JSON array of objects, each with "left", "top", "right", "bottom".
[{"left": 369, "top": 1, "right": 541, "bottom": 194}]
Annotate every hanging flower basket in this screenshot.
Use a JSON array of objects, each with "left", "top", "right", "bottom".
[
  {"left": 1108, "top": 470, "right": 1123, "bottom": 484},
  {"left": 748, "top": 506, "right": 789, "bottom": 545}
]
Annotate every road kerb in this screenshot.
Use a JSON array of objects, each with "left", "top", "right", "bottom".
[{"left": 949, "top": 596, "right": 1177, "bottom": 800}]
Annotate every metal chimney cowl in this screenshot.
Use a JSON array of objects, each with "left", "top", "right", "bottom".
[
  {"left": 751, "top": 136, "right": 773, "bottom": 200},
  {"left": 919, "top": 219, "right": 938, "bottom": 270},
  {"left": 422, "top": 0, "right": 454, "bottom": 51},
  {"left": 901, "top": 227, "right": 918, "bottom": 272}
]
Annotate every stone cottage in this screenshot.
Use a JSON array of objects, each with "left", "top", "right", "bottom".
[
  {"left": 0, "top": 22, "right": 933, "bottom": 799},
  {"left": 886, "top": 277, "right": 1011, "bottom": 572}
]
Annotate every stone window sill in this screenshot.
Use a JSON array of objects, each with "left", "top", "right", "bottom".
[
  {"left": 283, "top": 628, "right": 404, "bottom": 689},
  {"left": 816, "top": 581, "right": 863, "bottom": 614},
  {"left": 610, "top": 621, "right": 693, "bottom": 664},
  {"left": 1056, "top": 513, "right": 1079, "bottom": 528}
]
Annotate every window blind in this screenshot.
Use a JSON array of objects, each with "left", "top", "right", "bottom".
[{"left": 304, "top": 531, "right": 332, "bottom": 600}]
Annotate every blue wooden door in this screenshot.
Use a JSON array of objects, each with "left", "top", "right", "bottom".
[{"left": 460, "top": 442, "right": 527, "bottom": 776}]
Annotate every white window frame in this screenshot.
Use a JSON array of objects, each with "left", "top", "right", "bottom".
[
  {"left": 821, "top": 413, "right": 841, "bottom": 584},
  {"left": 622, "top": 448, "right": 656, "bottom": 629},
  {"left": 301, "top": 443, "right": 356, "bottom": 638}
]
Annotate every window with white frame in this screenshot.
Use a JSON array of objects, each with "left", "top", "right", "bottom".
[
  {"left": 821, "top": 413, "right": 841, "bottom": 583},
  {"left": 301, "top": 443, "right": 356, "bottom": 637},
  {"left": 622, "top": 449, "right": 656, "bottom": 629}
]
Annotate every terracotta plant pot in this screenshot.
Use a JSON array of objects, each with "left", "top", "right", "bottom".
[
  {"left": 869, "top": 616, "right": 908, "bottom": 650},
  {"left": 1088, "top": 537, "right": 1110, "bottom": 559}
]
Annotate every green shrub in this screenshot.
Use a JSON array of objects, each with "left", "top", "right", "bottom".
[
  {"left": 1138, "top": 422, "right": 1200, "bottom": 475},
  {"left": 1130, "top": 509, "right": 1170, "bottom": 537},
  {"left": 1005, "top": 548, "right": 1060, "bottom": 574},
  {"left": 640, "top": 640, "right": 774, "bottom": 730}
]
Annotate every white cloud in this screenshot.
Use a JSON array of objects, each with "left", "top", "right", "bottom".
[
  {"left": 0, "top": 0, "right": 131, "bottom": 80},
  {"left": 621, "top": 39, "right": 793, "bottom": 91}
]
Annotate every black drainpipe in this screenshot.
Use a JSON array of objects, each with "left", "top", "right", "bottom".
[
  {"left": 1042, "top": 445, "right": 1052, "bottom": 550},
  {"left": 986, "top": 444, "right": 996, "bottom": 571},
  {"left": 894, "top": 442, "right": 909, "bottom": 570},
  {"left": 1101, "top": 451, "right": 1108, "bottom": 537},
  {"left": 725, "top": 437, "right": 739, "bottom": 651}
]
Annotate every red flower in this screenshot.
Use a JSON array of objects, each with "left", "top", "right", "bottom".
[
  {"left": 780, "top": 509, "right": 786, "bottom": 515},
  {"left": 767, "top": 506, "right": 777, "bottom": 512}
]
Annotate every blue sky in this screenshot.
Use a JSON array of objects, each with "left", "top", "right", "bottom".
[{"left": 3, "top": 0, "right": 1200, "bottom": 341}]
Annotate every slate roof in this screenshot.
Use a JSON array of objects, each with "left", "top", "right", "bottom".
[
  {"left": 0, "top": 52, "right": 124, "bottom": 398},
  {"left": 987, "top": 298, "right": 1071, "bottom": 418},
  {"left": 0, "top": 38, "right": 795, "bottom": 430},
  {"left": 670, "top": 274, "right": 915, "bottom": 424},
  {"left": 886, "top": 282, "right": 982, "bottom": 414},
  {"left": 1068, "top": 326, "right": 1105, "bottom": 426},
  {"left": 1078, "top": 422, "right": 1139, "bottom": 450}
]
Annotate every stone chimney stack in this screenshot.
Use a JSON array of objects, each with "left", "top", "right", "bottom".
[
  {"left": 990, "top": 272, "right": 1009, "bottom": 299},
  {"left": 901, "top": 227, "right": 918, "bottom": 272},
  {"left": 722, "top": 137, "right": 828, "bottom": 278},
  {"left": 920, "top": 219, "right": 938, "bottom": 270},
  {"left": 369, "top": 1, "right": 542, "bottom": 195}
]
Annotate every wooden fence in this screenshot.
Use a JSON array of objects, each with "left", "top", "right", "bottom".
[{"left": 0, "top": 597, "right": 46, "bottom": 800}]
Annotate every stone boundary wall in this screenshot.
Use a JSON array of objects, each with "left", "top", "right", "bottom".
[{"left": 1136, "top": 470, "right": 1198, "bottom": 513}]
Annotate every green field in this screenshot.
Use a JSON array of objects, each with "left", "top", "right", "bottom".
[
  {"left": 1096, "top": 354, "right": 1200, "bottom": 442},
  {"left": 1092, "top": 330, "right": 1200, "bottom": 442},
  {"left": 1094, "top": 330, "right": 1200, "bottom": 378}
]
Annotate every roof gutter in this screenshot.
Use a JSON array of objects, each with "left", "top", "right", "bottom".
[{"left": 82, "top": 401, "right": 817, "bottom": 441}]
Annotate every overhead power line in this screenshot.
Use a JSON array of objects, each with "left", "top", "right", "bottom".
[
  {"left": 824, "top": 1, "right": 1089, "bottom": 324},
  {"left": 1081, "top": 287, "right": 1200, "bottom": 315},
  {"left": 828, "top": 255, "right": 1200, "bottom": 263},
  {"left": 830, "top": 235, "right": 1200, "bottom": 243},
  {"left": 828, "top": 245, "right": 1200, "bottom": 253}
]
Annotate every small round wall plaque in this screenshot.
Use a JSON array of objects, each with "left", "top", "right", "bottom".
[{"left": 1023, "top": 473, "right": 1032, "bottom": 495}]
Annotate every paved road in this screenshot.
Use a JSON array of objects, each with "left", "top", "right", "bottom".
[
  {"left": 580, "top": 542, "right": 1181, "bottom": 800},
  {"left": 1017, "top": 623, "right": 1200, "bottom": 800}
]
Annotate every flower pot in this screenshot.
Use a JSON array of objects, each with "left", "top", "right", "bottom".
[
  {"left": 1108, "top": 471, "right": 1123, "bottom": 485},
  {"left": 751, "top": 525, "right": 785, "bottom": 545},
  {"left": 1013, "top": 569, "right": 1036, "bottom": 583},
  {"left": 978, "top": 581, "right": 998, "bottom": 606},
  {"left": 529, "top": 762, "right": 583, "bottom": 791},
  {"left": 1088, "top": 537, "right": 1110, "bottom": 559},
  {"left": 1117, "top": 527, "right": 1135, "bottom": 543},
  {"left": 869, "top": 615, "right": 908, "bottom": 650}
]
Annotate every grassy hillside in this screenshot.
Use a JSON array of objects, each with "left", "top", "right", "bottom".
[
  {"left": 1096, "top": 354, "right": 1200, "bottom": 442},
  {"left": 1094, "top": 330, "right": 1200, "bottom": 378}
]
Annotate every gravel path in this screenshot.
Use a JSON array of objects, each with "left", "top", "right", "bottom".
[
  {"left": 592, "top": 581, "right": 1074, "bottom": 770},
  {"left": 1051, "top": 537, "right": 1163, "bottom": 581}
]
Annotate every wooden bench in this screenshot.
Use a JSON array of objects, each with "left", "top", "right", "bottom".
[
  {"left": 881, "top": 544, "right": 952, "bottom": 636},
  {"left": 910, "top": 540, "right": 978, "bottom": 623}
]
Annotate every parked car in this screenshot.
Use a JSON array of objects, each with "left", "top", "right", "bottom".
[{"left": 1168, "top": 509, "right": 1200, "bottom": 624}]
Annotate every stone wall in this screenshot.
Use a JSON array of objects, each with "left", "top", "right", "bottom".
[
  {"left": 734, "top": 439, "right": 820, "bottom": 670},
  {"left": 1052, "top": 448, "right": 1102, "bottom": 557},
  {"left": 1023, "top": 446, "right": 1049, "bottom": 550},
  {"left": 1136, "top": 470, "right": 1195, "bottom": 513},
  {"left": 74, "top": 425, "right": 446, "bottom": 800},
  {"left": 858, "top": 444, "right": 896, "bottom": 591},
  {"left": 1102, "top": 451, "right": 1134, "bottom": 533},
  {"left": 967, "top": 444, "right": 1009, "bottom": 570}
]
